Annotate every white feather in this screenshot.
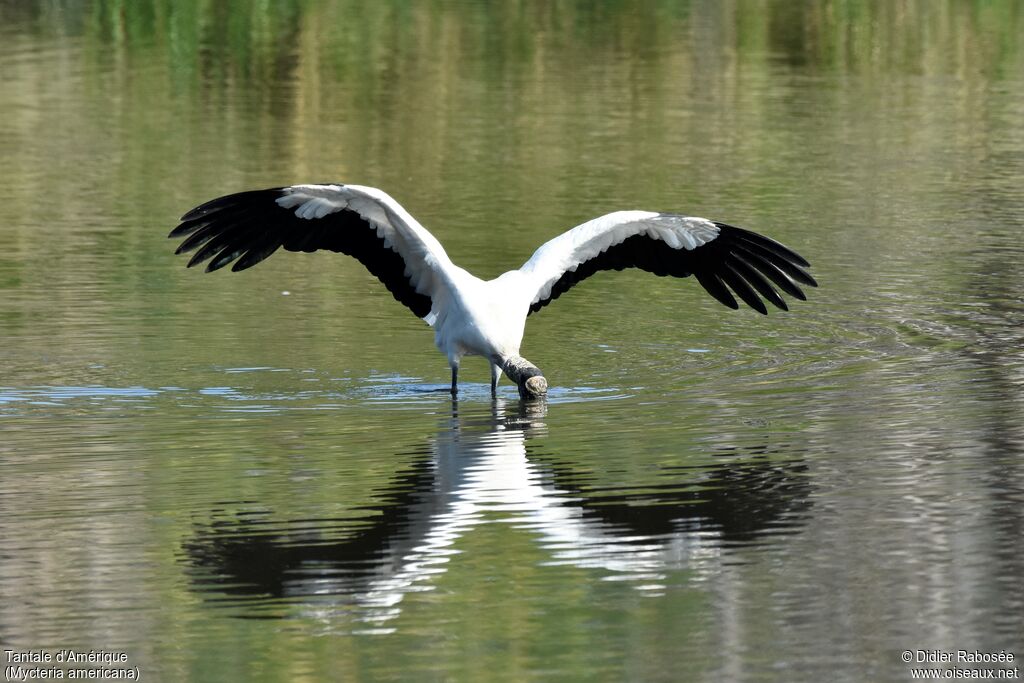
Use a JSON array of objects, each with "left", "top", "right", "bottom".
[
  {"left": 276, "top": 184, "right": 454, "bottom": 312},
  {"left": 519, "top": 212, "right": 720, "bottom": 308}
]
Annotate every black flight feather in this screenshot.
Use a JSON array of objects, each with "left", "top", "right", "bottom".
[
  {"left": 169, "top": 188, "right": 433, "bottom": 318},
  {"left": 529, "top": 217, "right": 815, "bottom": 315}
]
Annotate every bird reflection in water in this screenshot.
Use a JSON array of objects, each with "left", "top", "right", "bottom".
[{"left": 182, "top": 399, "right": 812, "bottom": 625}]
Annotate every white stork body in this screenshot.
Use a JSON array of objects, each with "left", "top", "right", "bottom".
[
  {"left": 170, "top": 183, "right": 816, "bottom": 396},
  {"left": 433, "top": 269, "right": 531, "bottom": 364}
]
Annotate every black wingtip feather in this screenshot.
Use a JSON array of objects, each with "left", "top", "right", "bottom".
[
  {"left": 184, "top": 223, "right": 248, "bottom": 267},
  {"left": 206, "top": 246, "right": 246, "bottom": 272},
  {"left": 231, "top": 242, "right": 282, "bottom": 272},
  {"left": 168, "top": 221, "right": 199, "bottom": 239},
  {"left": 170, "top": 187, "right": 434, "bottom": 318},
  {"left": 179, "top": 189, "right": 285, "bottom": 222},
  {"left": 186, "top": 248, "right": 211, "bottom": 269},
  {"left": 174, "top": 224, "right": 219, "bottom": 255},
  {"left": 726, "top": 254, "right": 788, "bottom": 311},
  {"left": 720, "top": 265, "right": 768, "bottom": 315},
  {"left": 529, "top": 217, "right": 814, "bottom": 316},
  {"left": 715, "top": 222, "right": 812, "bottom": 268},
  {"left": 695, "top": 270, "right": 739, "bottom": 310},
  {"left": 737, "top": 248, "right": 808, "bottom": 301},
  {"left": 733, "top": 240, "right": 816, "bottom": 288}
]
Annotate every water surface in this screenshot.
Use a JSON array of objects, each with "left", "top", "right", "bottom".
[{"left": 2, "top": 2, "right": 1023, "bottom": 681}]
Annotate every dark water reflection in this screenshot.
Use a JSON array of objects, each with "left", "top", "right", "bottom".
[{"left": 184, "top": 400, "right": 811, "bottom": 623}]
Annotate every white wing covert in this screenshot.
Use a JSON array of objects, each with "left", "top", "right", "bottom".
[
  {"left": 169, "top": 184, "right": 453, "bottom": 319},
  {"left": 518, "top": 211, "right": 816, "bottom": 315}
]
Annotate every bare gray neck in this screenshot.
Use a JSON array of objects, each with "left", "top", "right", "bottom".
[{"left": 494, "top": 354, "right": 548, "bottom": 399}]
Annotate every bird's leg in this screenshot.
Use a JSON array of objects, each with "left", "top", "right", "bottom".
[
  {"left": 490, "top": 363, "right": 501, "bottom": 396},
  {"left": 450, "top": 365, "right": 459, "bottom": 396},
  {"left": 493, "top": 354, "right": 548, "bottom": 400}
]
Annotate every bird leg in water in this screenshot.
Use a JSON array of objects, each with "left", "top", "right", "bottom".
[
  {"left": 450, "top": 366, "right": 458, "bottom": 396},
  {"left": 495, "top": 355, "right": 548, "bottom": 399},
  {"left": 490, "top": 363, "right": 501, "bottom": 396}
]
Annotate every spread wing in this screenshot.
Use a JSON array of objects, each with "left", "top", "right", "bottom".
[
  {"left": 168, "top": 184, "right": 454, "bottom": 319},
  {"left": 519, "top": 211, "right": 816, "bottom": 315}
]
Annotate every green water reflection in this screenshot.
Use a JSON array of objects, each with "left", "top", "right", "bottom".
[{"left": 2, "top": 2, "right": 1023, "bottom": 682}]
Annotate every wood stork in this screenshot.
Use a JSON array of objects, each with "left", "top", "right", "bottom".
[{"left": 169, "top": 184, "right": 816, "bottom": 398}]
